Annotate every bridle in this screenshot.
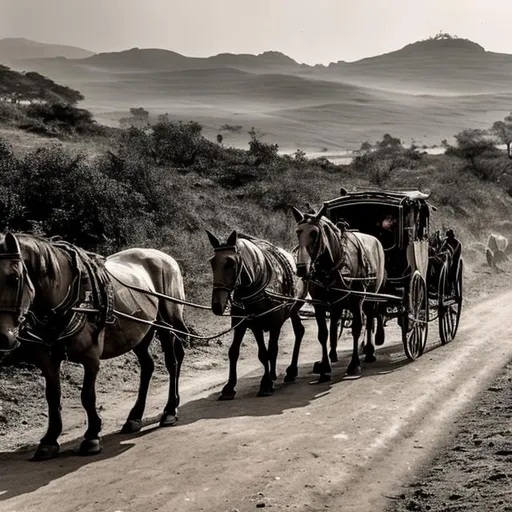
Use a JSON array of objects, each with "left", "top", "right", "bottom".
[
  {"left": 0, "top": 237, "right": 35, "bottom": 352},
  {"left": 211, "top": 243, "right": 270, "bottom": 305},
  {"left": 211, "top": 245, "right": 246, "bottom": 296},
  {"left": 296, "top": 219, "right": 328, "bottom": 281}
]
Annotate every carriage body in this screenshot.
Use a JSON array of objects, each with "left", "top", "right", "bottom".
[{"left": 322, "top": 189, "right": 463, "bottom": 359}]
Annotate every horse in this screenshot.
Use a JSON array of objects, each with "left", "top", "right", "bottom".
[
  {"left": 206, "top": 230, "right": 307, "bottom": 399},
  {"left": 292, "top": 205, "right": 386, "bottom": 382},
  {"left": 0, "top": 233, "right": 188, "bottom": 460}
]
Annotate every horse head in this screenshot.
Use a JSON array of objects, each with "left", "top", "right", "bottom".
[
  {"left": 206, "top": 230, "right": 241, "bottom": 316},
  {"left": 0, "top": 233, "right": 35, "bottom": 352},
  {"left": 292, "top": 204, "right": 334, "bottom": 278}
]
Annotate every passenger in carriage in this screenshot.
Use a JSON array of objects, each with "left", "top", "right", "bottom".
[{"left": 376, "top": 215, "right": 397, "bottom": 251}]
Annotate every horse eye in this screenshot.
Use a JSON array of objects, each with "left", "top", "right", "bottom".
[{"left": 8, "top": 274, "right": 20, "bottom": 284}]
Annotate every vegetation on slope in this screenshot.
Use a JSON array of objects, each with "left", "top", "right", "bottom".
[{"left": 0, "top": 70, "right": 512, "bottom": 307}]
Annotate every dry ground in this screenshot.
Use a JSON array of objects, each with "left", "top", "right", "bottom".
[{"left": 1, "top": 255, "right": 512, "bottom": 511}]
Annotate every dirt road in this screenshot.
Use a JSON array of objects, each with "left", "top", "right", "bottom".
[{"left": 1, "top": 285, "right": 512, "bottom": 512}]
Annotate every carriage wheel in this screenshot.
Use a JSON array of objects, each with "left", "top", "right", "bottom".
[
  {"left": 402, "top": 272, "right": 429, "bottom": 360},
  {"left": 439, "top": 259, "right": 463, "bottom": 344}
]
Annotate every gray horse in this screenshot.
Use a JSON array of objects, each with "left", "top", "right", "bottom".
[{"left": 0, "top": 233, "right": 188, "bottom": 460}]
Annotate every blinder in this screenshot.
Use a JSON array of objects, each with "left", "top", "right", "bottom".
[
  {"left": 211, "top": 245, "right": 244, "bottom": 294},
  {"left": 0, "top": 238, "right": 34, "bottom": 322}
]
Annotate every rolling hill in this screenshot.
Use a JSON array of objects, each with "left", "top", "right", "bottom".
[
  {"left": 313, "top": 36, "right": 512, "bottom": 94},
  {"left": 0, "top": 37, "right": 94, "bottom": 62},
  {"left": 2, "top": 35, "right": 512, "bottom": 151}
]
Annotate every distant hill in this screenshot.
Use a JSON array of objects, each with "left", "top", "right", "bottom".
[
  {"left": 313, "top": 36, "right": 512, "bottom": 94},
  {"left": 4, "top": 35, "right": 512, "bottom": 151},
  {"left": 81, "top": 47, "right": 302, "bottom": 73},
  {"left": 0, "top": 38, "right": 94, "bottom": 62}
]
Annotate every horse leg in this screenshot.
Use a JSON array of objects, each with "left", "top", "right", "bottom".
[
  {"left": 254, "top": 328, "right": 273, "bottom": 397},
  {"left": 313, "top": 306, "right": 331, "bottom": 383},
  {"left": 329, "top": 309, "right": 341, "bottom": 363},
  {"left": 78, "top": 352, "right": 102, "bottom": 456},
  {"left": 346, "top": 303, "right": 363, "bottom": 377},
  {"left": 363, "top": 312, "right": 377, "bottom": 363},
  {"left": 268, "top": 325, "right": 281, "bottom": 382},
  {"left": 375, "top": 313, "right": 385, "bottom": 346},
  {"left": 219, "top": 320, "right": 247, "bottom": 400},
  {"left": 285, "top": 312, "right": 305, "bottom": 382},
  {"left": 121, "top": 329, "right": 155, "bottom": 434},
  {"left": 32, "top": 350, "right": 63, "bottom": 461},
  {"left": 158, "top": 329, "right": 182, "bottom": 427}
]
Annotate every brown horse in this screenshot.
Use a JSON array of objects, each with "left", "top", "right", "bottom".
[
  {"left": 292, "top": 205, "right": 386, "bottom": 382},
  {"left": 206, "top": 230, "right": 307, "bottom": 399},
  {"left": 0, "top": 233, "right": 188, "bottom": 460}
]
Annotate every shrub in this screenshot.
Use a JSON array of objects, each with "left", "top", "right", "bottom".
[{"left": 247, "top": 127, "right": 279, "bottom": 165}]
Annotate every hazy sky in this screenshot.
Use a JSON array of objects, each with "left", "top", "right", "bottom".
[{"left": 1, "top": 0, "right": 511, "bottom": 64}]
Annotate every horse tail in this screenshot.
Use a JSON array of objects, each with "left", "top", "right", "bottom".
[{"left": 157, "top": 256, "right": 189, "bottom": 341}]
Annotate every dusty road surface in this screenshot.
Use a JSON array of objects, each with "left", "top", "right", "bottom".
[
  {"left": 1, "top": 285, "right": 512, "bottom": 512},
  {"left": 389, "top": 361, "right": 512, "bottom": 512}
]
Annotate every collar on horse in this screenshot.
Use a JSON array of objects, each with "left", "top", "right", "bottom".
[{"left": 18, "top": 240, "right": 115, "bottom": 347}]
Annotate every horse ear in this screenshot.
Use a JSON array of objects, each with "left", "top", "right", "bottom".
[
  {"left": 314, "top": 203, "right": 328, "bottom": 221},
  {"left": 4, "top": 233, "right": 20, "bottom": 255},
  {"left": 205, "top": 230, "right": 221, "bottom": 249},
  {"left": 226, "top": 230, "right": 238, "bottom": 247},
  {"left": 291, "top": 207, "right": 304, "bottom": 223}
]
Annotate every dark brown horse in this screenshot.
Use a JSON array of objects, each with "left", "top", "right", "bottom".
[
  {"left": 0, "top": 233, "right": 188, "bottom": 460},
  {"left": 206, "top": 230, "right": 307, "bottom": 398},
  {"left": 292, "top": 206, "right": 386, "bottom": 382}
]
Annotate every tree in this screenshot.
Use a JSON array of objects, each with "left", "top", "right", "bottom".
[
  {"left": 0, "top": 65, "right": 84, "bottom": 105},
  {"left": 445, "top": 128, "right": 496, "bottom": 167},
  {"left": 491, "top": 113, "right": 512, "bottom": 159}
]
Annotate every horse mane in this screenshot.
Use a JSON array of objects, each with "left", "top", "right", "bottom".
[
  {"left": 315, "top": 216, "right": 344, "bottom": 266},
  {"left": 16, "top": 234, "right": 64, "bottom": 281},
  {"left": 16, "top": 233, "right": 107, "bottom": 286}
]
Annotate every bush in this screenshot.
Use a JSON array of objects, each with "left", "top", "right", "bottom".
[
  {"left": 248, "top": 127, "right": 279, "bottom": 165},
  {"left": 24, "top": 102, "right": 101, "bottom": 135},
  {"left": 444, "top": 129, "right": 497, "bottom": 168}
]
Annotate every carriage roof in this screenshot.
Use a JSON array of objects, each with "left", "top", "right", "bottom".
[
  {"left": 324, "top": 189, "right": 431, "bottom": 209},
  {"left": 323, "top": 189, "right": 433, "bottom": 249}
]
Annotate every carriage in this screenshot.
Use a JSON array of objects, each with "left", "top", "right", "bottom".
[{"left": 323, "top": 189, "right": 463, "bottom": 360}]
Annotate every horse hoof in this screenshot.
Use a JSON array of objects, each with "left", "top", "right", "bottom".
[
  {"left": 284, "top": 366, "right": 297, "bottom": 382},
  {"left": 257, "top": 388, "right": 274, "bottom": 397},
  {"left": 271, "top": 372, "right": 278, "bottom": 381},
  {"left": 364, "top": 354, "right": 377, "bottom": 363},
  {"left": 218, "top": 391, "right": 236, "bottom": 401},
  {"left": 309, "top": 374, "right": 331, "bottom": 385},
  {"left": 345, "top": 365, "right": 362, "bottom": 378},
  {"left": 78, "top": 438, "right": 102, "bottom": 456},
  {"left": 31, "top": 443, "right": 60, "bottom": 461},
  {"left": 375, "top": 334, "right": 385, "bottom": 346},
  {"left": 160, "top": 413, "right": 178, "bottom": 427},
  {"left": 120, "top": 419, "right": 142, "bottom": 434},
  {"left": 329, "top": 352, "right": 339, "bottom": 363}
]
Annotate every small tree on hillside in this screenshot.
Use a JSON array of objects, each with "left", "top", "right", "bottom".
[
  {"left": 445, "top": 128, "right": 496, "bottom": 168},
  {"left": 491, "top": 113, "right": 512, "bottom": 159}
]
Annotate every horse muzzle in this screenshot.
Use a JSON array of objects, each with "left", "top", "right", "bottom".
[
  {"left": 211, "top": 288, "right": 230, "bottom": 316},
  {"left": 0, "top": 328, "right": 20, "bottom": 353}
]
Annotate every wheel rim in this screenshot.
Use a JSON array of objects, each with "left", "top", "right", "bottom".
[
  {"left": 439, "top": 260, "right": 463, "bottom": 344},
  {"left": 403, "top": 273, "right": 428, "bottom": 360}
]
